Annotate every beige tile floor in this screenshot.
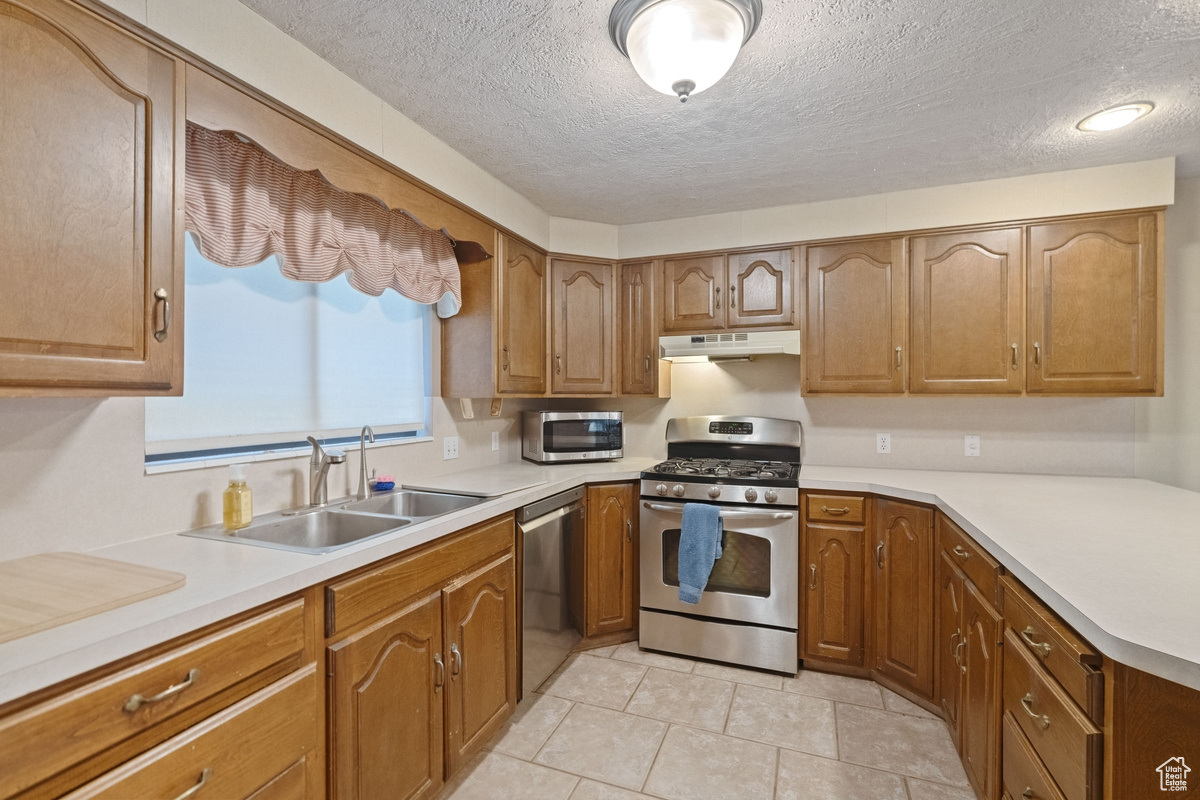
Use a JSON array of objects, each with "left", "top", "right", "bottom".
[{"left": 438, "top": 642, "right": 977, "bottom": 800}]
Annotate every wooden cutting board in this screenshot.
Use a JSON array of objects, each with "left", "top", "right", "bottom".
[{"left": 0, "top": 552, "right": 186, "bottom": 645}]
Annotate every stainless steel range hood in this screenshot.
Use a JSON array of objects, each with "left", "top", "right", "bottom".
[{"left": 658, "top": 330, "right": 801, "bottom": 361}]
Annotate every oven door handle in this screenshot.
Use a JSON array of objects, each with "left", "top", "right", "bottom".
[{"left": 641, "top": 502, "right": 794, "bottom": 521}]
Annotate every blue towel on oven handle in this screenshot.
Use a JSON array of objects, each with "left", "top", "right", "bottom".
[{"left": 678, "top": 502, "right": 723, "bottom": 604}]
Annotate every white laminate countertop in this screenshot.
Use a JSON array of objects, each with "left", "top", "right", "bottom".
[{"left": 0, "top": 460, "right": 1198, "bottom": 708}]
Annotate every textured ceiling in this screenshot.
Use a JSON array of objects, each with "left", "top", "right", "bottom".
[{"left": 240, "top": 0, "right": 1200, "bottom": 225}]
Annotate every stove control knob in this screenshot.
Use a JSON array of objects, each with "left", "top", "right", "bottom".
[
  {"left": 764, "top": 489, "right": 779, "bottom": 504},
  {"left": 744, "top": 488, "right": 758, "bottom": 502},
  {"left": 707, "top": 486, "right": 721, "bottom": 500},
  {"left": 655, "top": 483, "right": 668, "bottom": 496},
  {"left": 672, "top": 484, "right": 686, "bottom": 497}
]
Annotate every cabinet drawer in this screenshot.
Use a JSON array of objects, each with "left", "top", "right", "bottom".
[
  {"left": 63, "top": 665, "right": 318, "bottom": 799},
  {"left": 806, "top": 494, "right": 865, "bottom": 523},
  {"left": 327, "top": 514, "right": 513, "bottom": 637},
  {"left": 1003, "top": 711, "right": 1067, "bottom": 800},
  {"left": 1003, "top": 628, "right": 1102, "bottom": 800},
  {"left": 937, "top": 514, "right": 1002, "bottom": 605},
  {"left": 1001, "top": 575, "right": 1103, "bottom": 721},
  {"left": 0, "top": 598, "right": 306, "bottom": 798}
]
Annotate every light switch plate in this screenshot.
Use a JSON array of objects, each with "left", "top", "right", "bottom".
[
  {"left": 443, "top": 436, "right": 459, "bottom": 460},
  {"left": 491, "top": 431, "right": 500, "bottom": 451},
  {"left": 876, "top": 433, "right": 891, "bottom": 454},
  {"left": 965, "top": 435, "right": 981, "bottom": 457}
]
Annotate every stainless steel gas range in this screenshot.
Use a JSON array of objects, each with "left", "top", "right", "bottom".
[{"left": 639, "top": 415, "right": 801, "bottom": 674}]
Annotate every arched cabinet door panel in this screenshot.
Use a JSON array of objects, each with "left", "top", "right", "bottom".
[
  {"left": 1027, "top": 212, "right": 1161, "bottom": 395},
  {"left": 551, "top": 259, "right": 614, "bottom": 395},
  {"left": 497, "top": 235, "right": 546, "bottom": 395},
  {"left": 0, "top": 0, "right": 183, "bottom": 394},
  {"left": 804, "top": 238, "right": 906, "bottom": 394},
  {"left": 728, "top": 248, "right": 794, "bottom": 329},
  {"left": 662, "top": 255, "right": 725, "bottom": 332}
]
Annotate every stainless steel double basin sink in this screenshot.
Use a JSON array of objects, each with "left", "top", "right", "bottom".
[{"left": 182, "top": 490, "right": 484, "bottom": 554}]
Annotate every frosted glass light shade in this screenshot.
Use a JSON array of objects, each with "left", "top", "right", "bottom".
[
  {"left": 1077, "top": 103, "right": 1154, "bottom": 132},
  {"left": 625, "top": 0, "right": 746, "bottom": 101}
]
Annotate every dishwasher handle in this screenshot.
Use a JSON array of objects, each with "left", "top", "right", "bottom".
[
  {"left": 518, "top": 500, "right": 584, "bottom": 533},
  {"left": 641, "top": 502, "right": 794, "bottom": 521}
]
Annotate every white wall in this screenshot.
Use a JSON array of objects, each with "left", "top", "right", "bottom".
[
  {"left": 1136, "top": 177, "right": 1200, "bottom": 492},
  {"left": 544, "top": 360, "right": 1136, "bottom": 476}
]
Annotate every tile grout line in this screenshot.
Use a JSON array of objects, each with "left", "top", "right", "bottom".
[
  {"left": 525, "top": 694, "right": 577, "bottom": 765},
  {"left": 638, "top": 719, "right": 674, "bottom": 795}
]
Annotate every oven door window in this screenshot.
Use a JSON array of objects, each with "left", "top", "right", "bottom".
[
  {"left": 661, "top": 528, "right": 771, "bottom": 598},
  {"left": 542, "top": 420, "right": 621, "bottom": 453}
]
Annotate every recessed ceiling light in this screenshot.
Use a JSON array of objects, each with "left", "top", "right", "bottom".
[{"left": 1077, "top": 103, "right": 1155, "bottom": 132}]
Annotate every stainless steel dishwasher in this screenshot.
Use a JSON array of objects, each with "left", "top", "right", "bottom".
[{"left": 517, "top": 487, "right": 584, "bottom": 698}]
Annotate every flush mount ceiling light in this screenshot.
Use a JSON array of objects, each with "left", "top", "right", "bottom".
[
  {"left": 609, "top": 0, "right": 762, "bottom": 103},
  {"left": 1077, "top": 102, "right": 1155, "bottom": 132}
]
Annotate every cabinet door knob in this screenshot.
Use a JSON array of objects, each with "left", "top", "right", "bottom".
[
  {"left": 715, "top": 287, "right": 721, "bottom": 310},
  {"left": 450, "top": 642, "right": 462, "bottom": 676},
  {"left": 1011, "top": 343, "right": 1019, "bottom": 370},
  {"left": 502, "top": 346, "right": 510, "bottom": 371},
  {"left": 809, "top": 564, "right": 817, "bottom": 590},
  {"left": 894, "top": 346, "right": 902, "bottom": 370},
  {"left": 1033, "top": 341, "right": 1041, "bottom": 369},
  {"left": 729, "top": 285, "right": 736, "bottom": 309},
  {"left": 434, "top": 653, "right": 445, "bottom": 688},
  {"left": 153, "top": 288, "right": 170, "bottom": 342},
  {"left": 626, "top": 520, "right": 632, "bottom": 542},
  {"left": 556, "top": 353, "right": 562, "bottom": 374},
  {"left": 876, "top": 543, "right": 884, "bottom": 569}
]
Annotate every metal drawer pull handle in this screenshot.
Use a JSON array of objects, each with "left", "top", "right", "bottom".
[
  {"left": 626, "top": 520, "right": 632, "bottom": 542},
  {"left": 954, "top": 639, "right": 966, "bottom": 671},
  {"left": 1011, "top": 343, "right": 1019, "bottom": 370},
  {"left": 173, "top": 767, "right": 212, "bottom": 800},
  {"left": 1020, "top": 693, "right": 1051, "bottom": 729},
  {"left": 876, "top": 543, "right": 884, "bottom": 569},
  {"left": 730, "top": 285, "right": 736, "bottom": 309},
  {"left": 809, "top": 564, "right": 817, "bottom": 589},
  {"left": 645, "top": 355, "right": 651, "bottom": 373},
  {"left": 1033, "top": 341, "right": 1041, "bottom": 369},
  {"left": 451, "top": 643, "right": 462, "bottom": 676},
  {"left": 1020, "top": 626, "right": 1052, "bottom": 658},
  {"left": 949, "top": 629, "right": 960, "bottom": 654},
  {"left": 641, "top": 502, "right": 793, "bottom": 521},
  {"left": 434, "top": 653, "right": 445, "bottom": 688},
  {"left": 502, "top": 345, "right": 510, "bottom": 371},
  {"left": 555, "top": 353, "right": 562, "bottom": 374},
  {"left": 952, "top": 545, "right": 970, "bottom": 559},
  {"left": 124, "top": 669, "right": 199, "bottom": 712},
  {"left": 822, "top": 505, "right": 850, "bottom": 516},
  {"left": 154, "top": 288, "right": 171, "bottom": 342},
  {"left": 715, "top": 287, "right": 721, "bottom": 310},
  {"left": 895, "top": 346, "right": 902, "bottom": 370}
]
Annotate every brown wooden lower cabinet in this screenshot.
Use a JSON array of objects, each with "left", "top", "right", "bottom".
[
  {"left": 326, "top": 516, "right": 518, "bottom": 798},
  {"left": 328, "top": 591, "right": 444, "bottom": 800},
  {"left": 803, "top": 522, "right": 866, "bottom": 666},
  {"left": 873, "top": 499, "right": 935, "bottom": 698},
  {"left": 937, "top": 550, "right": 967, "bottom": 740},
  {"left": 582, "top": 483, "right": 637, "bottom": 638},
  {"left": 63, "top": 666, "right": 319, "bottom": 800},
  {"left": 961, "top": 580, "right": 1002, "bottom": 800}
]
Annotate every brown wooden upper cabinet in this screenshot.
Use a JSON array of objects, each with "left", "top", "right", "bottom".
[
  {"left": 619, "top": 261, "right": 662, "bottom": 396},
  {"left": 0, "top": 0, "right": 184, "bottom": 396},
  {"left": 1027, "top": 211, "right": 1162, "bottom": 394},
  {"left": 497, "top": 235, "right": 548, "bottom": 395},
  {"left": 550, "top": 258, "right": 615, "bottom": 395},
  {"left": 804, "top": 238, "right": 907, "bottom": 394},
  {"left": 662, "top": 249, "right": 795, "bottom": 333},
  {"left": 910, "top": 228, "right": 1024, "bottom": 394}
]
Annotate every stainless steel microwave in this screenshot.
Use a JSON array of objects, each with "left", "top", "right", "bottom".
[{"left": 522, "top": 411, "right": 623, "bottom": 463}]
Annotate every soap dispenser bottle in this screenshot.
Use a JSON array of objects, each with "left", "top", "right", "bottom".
[{"left": 223, "top": 464, "right": 253, "bottom": 530}]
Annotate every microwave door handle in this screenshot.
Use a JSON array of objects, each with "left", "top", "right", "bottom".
[{"left": 641, "top": 502, "right": 794, "bottom": 522}]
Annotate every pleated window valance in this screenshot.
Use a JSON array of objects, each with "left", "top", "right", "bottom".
[{"left": 183, "top": 122, "right": 462, "bottom": 317}]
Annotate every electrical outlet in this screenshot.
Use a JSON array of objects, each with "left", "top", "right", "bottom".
[
  {"left": 876, "top": 433, "right": 891, "bottom": 454},
  {"left": 491, "top": 431, "right": 500, "bottom": 452},
  {"left": 965, "top": 434, "right": 981, "bottom": 457},
  {"left": 443, "top": 436, "right": 459, "bottom": 460}
]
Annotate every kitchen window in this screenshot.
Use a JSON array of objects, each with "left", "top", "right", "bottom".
[{"left": 144, "top": 235, "right": 431, "bottom": 469}]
